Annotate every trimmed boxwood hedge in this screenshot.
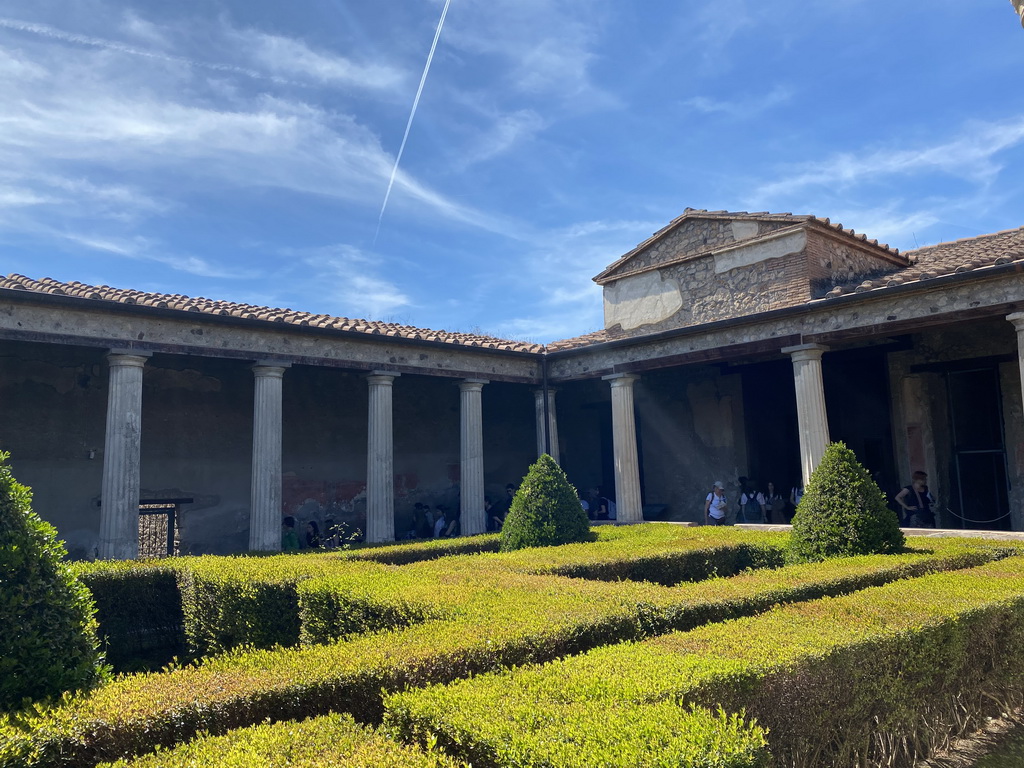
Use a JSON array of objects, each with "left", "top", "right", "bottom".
[
  {"left": 500, "top": 454, "right": 590, "bottom": 551},
  {"left": 386, "top": 556, "right": 1024, "bottom": 768},
  {"left": 789, "top": 441, "right": 904, "bottom": 562},
  {"left": 0, "top": 538, "right": 1002, "bottom": 768},
  {"left": 0, "top": 452, "right": 107, "bottom": 711},
  {"left": 72, "top": 561, "right": 184, "bottom": 674},
  {"left": 97, "top": 713, "right": 459, "bottom": 768}
]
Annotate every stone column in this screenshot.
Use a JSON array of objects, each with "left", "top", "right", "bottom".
[
  {"left": 1008, "top": 313, "right": 1024, "bottom": 414},
  {"left": 366, "top": 372, "right": 399, "bottom": 543},
  {"left": 782, "top": 343, "right": 831, "bottom": 487},
  {"left": 602, "top": 373, "right": 643, "bottom": 523},
  {"left": 249, "top": 362, "right": 289, "bottom": 552},
  {"left": 533, "top": 388, "right": 560, "bottom": 463},
  {"left": 98, "top": 351, "right": 150, "bottom": 559},
  {"left": 460, "top": 379, "right": 488, "bottom": 535}
]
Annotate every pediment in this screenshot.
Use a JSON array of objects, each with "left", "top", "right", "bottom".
[{"left": 594, "top": 210, "right": 810, "bottom": 285}]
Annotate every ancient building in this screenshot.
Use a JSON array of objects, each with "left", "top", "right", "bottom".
[{"left": 2, "top": 209, "right": 1024, "bottom": 558}]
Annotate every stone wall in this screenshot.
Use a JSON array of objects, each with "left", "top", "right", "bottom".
[
  {"left": 602, "top": 222, "right": 906, "bottom": 338},
  {"left": 606, "top": 217, "right": 794, "bottom": 282},
  {"left": 635, "top": 366, "right": 748, "bottom": 523}
]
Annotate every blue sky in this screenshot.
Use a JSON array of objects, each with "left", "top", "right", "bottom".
[{"left": 2, "top": 1, "right": 1023, "bottom": 343}]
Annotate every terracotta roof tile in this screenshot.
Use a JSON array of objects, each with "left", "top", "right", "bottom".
[
  {"left": 819, "top": 225, "right": 1024, "bottom": 300},
  {"left": 0, "top": 274, "right": 543, "bottom": 354}
]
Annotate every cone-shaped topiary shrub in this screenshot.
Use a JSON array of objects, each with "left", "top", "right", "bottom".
[
  {"left": 788, "top": 441, "right": 904, "bottom": 563},
  {"left": 0, "top": 451, "right": 107, "bottom": 711},
  {"left": 500, "top": 454, "right": 591, "bottom": 552}
]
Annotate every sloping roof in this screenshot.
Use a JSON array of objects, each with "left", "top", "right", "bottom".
[
  {"left": 820, "top": 225, "right": 1024, "bottom": 300},
  {"left": 0, "top": 274, "right": 543, "bottom": 354},
  {"left": 593, "top": 209, "right": 903, "bottom": 284}
]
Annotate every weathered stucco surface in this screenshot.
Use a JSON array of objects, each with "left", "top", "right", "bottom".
[{"left": 603, "top": 271, "right": 683, "bottom": 331}]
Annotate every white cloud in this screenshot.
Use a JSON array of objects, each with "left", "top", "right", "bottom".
[
  {"left": 444, "top": 0, "right": 616, "bottom": 108},
  {"left": 296, "top": 245, "right": 412, "bottom": 319},
  {"left": 752, "top": 116, "right": 1024, "bottom": 201},
  {"left": 234, "top": 29, "right": 405, "bottom": 90},
  {"left": 682, "top": 86, "right": 793, "bottom": 118},
  {"left": 59, "top": 232, "right": 249, "bottom": 279}
]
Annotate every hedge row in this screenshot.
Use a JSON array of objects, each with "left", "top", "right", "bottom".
[
  {"left": 75, "top": 525, "right": 790, "bottom": 665},
  {"left": 342, "top": 532, "right": 502, "bottom": 565},
  {"left": 71, "top": 561, "right": 184, "bottom": 674},
  {"left": 386, "top": 556, "right": 1024, "bottom": 768},
  {"left": 97, "top": 713, "right": 459, "bottom": 768},
  {"left": 0, "top": 541, "right": 1000, "bottom": 768}
]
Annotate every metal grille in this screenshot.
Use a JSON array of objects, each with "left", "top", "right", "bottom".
[{"left": 138, "top": 504, "right": 178, "bottom": 558}]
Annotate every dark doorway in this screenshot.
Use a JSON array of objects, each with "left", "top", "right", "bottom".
[
  {"left": 741, "top": 359, "right": 802, "bottom": 496},
  {"left": 946, "top": 367, "right": 1011, "bottom": 530},
  {"left": 822, "top": 349, "right": 899, "bottom": 504}
]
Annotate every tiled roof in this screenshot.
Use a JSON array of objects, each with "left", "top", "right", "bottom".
[
  {"left": 594, "top": 208, "right": 902, "bottom": 284},
  {"left": 0, "top": 274, "right": 543, "bottom": 354},
  {"left": 4, "top": 223, "right": 1023, "bottom": 358},
  {"left": 820, "top": 225, "right": 1024, "bottom": 300}
]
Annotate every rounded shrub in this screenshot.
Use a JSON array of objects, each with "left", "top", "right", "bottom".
[
  {"left": 0, "top": 451, "right": 107, "bottom": 710},
  {"left": 788, "top": 441, "right": 904, "bottom": 563},
  {"left": 500, "top": 454, "right": 591, "bottom": 552}
]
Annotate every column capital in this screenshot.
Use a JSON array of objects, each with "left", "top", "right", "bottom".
[
  {"left": 1007, "top": 312, "right": 1024, "bottom": 330},
  {"left": 459, "top": 378, "right": 488, "bottom": 392},
  {"left": 106, "top": 350, "right": 151, "bottom": 368},
  {"left": 252, "top": 362, "right": 290, "bottom": 378},
  {"left": 533, "top": 387, "right": 559, "bottom": 396},
  {"left": 781, "top": 343, "right": 829, "bottom": 362},
  {"left": 367, "top": 371, "right": 400, "bottom": 386},
  {"left": 602, "top": 372, "right": 640, "bottom": 387}
]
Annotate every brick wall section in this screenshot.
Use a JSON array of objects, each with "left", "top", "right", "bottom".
[{"left": 805, "top": 230, "right": 905, "bottom": 299}]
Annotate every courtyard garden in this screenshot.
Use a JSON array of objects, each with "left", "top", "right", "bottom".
[{"left": 3, "top": 450, "right": 1024, "bottom": 767}]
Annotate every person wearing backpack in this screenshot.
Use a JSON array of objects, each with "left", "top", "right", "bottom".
[
  {"left": 705, "top": 481, "right": 728, "bottom": 525},
  {"left": 738, "top": 477, "right": 765, "bottom": 523}
]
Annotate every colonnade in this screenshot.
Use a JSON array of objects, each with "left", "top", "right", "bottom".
[
  {"left": 96, "top": 359, "right": 550, "bottom": 557},
  {"left": 95, "top": 315, "right": 1024, "bottom": 557}
]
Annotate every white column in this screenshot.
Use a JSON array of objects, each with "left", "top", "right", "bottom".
[
  {"left": 1008, "top": 313, "right": 1024, "bottom": 413},
  {"left": 534, "top": 388, "right": 560, "bottom": 463},
  {"left": 460, "top": 379, "right": 488, "bottom": 535},
  {"left": 98, "top": 351, "right": 150, "bottom": 560},
  {"left": 782, "top": 343, "right": 831, "bottom": 486},
  {"left": 602, "top": 373, "right": 643, "bottom": 523},
  {"left": 250, "top": 362, "right": 289, "bottom": 552},
  {"left": 366, "top": 372, "right": 399, "bottom": 543}
]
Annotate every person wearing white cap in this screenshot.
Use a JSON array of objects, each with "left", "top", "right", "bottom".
[{"left": 705, "top": 481, "right": 728, "bottom": 525}]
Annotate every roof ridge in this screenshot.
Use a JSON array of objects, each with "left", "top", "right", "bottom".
[
  {"left": 903, "top": 224, "right": 1024, "bottom": 258},
  {"left": 0, "top": 273, "right": 543, "bottom": 354}
]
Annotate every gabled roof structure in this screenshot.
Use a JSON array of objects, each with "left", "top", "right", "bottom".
[{"left": 592, "top": 209, "right": 905, "bottom": 286}]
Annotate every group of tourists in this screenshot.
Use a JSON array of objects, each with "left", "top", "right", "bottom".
[
  {"left": 281, "top": 517, "right": 346, "bottom": 551},
  {"left": 704, "top": 471, "right": 936, "bottom": 528},
  {"left": 703, "top": 477, "right": 798, "bottom": 526}
]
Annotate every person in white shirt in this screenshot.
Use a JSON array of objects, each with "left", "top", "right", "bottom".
[{"left": 705, "top": 481, "right": 728, "bottom": 525}]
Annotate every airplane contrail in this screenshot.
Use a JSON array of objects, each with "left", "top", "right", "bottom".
[{"left": 374, "top": 0, "right": 452, "bottom": 244}]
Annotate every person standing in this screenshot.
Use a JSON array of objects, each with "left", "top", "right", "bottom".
[
  {"left": 738, "top": 478, "right": 765, "bottom": 524},
  {"left": 763, "top": 481, "right": 785, "bottom": 524},
  {"left": 281, "top": 516, "right": 300, "bottom": 552},
  {"left": 895, "top": 471, "right": 936, "bottom": 527},
  {"left": 705, "top": 481, "right": 728, "bottom": 525}
]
